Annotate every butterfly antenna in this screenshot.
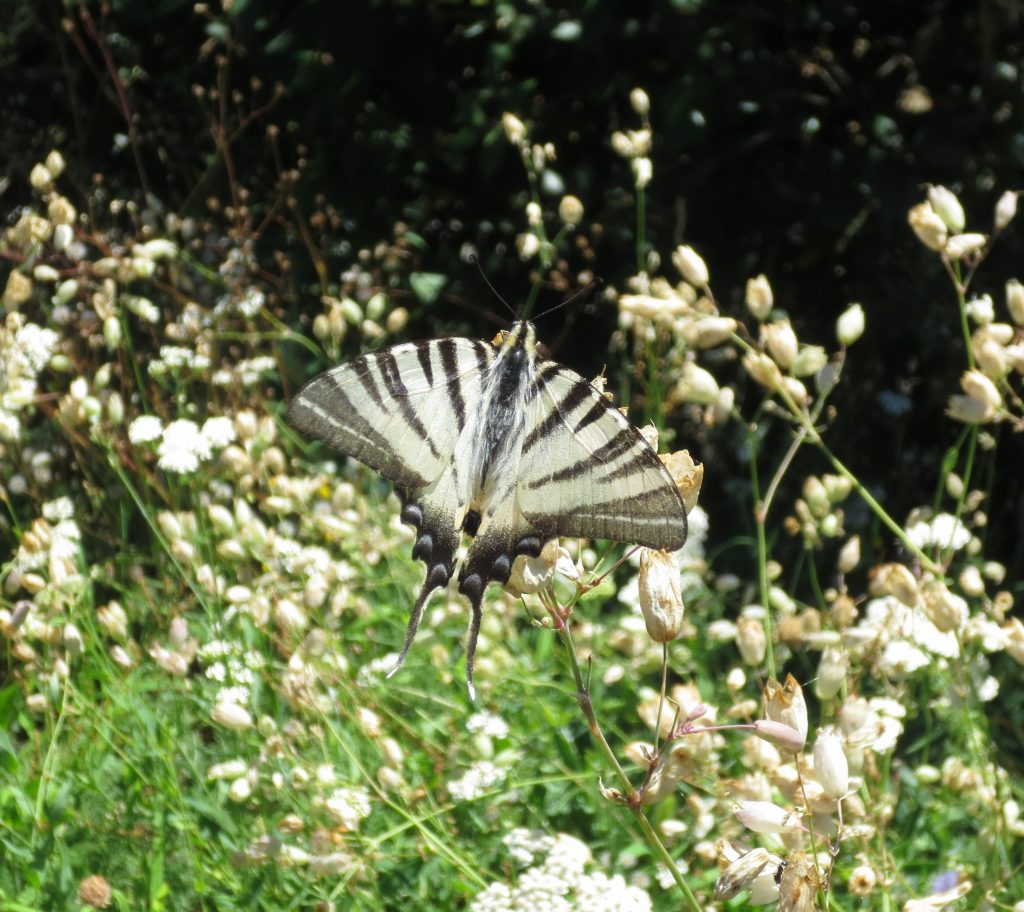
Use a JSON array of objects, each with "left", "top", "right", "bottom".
[
  {"left": 467, "top": 253, "right": 516, "bottom": 320},
  {"left": 533, "top": 276, "right": 604, "bottom": 324}
]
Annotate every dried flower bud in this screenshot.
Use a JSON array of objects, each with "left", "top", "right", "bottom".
[
  {"left": 764, "top": 674, "right": 808, "bottom": 750},
  {"left": 945, "top": 233, "right": 987, "bottom": 259},
  {"left": 78, "top": 874, "right": 112, "bottom": 909},
  {"left": 869, "top": 562, "right": 919, "bottom": 607},
  {"left": 501, "top": 112, "right": 526, "bottom": 145},
  {"left": 558, "top": 195, "right": 584, "bottom": 226},
  {"left": 927, "top": 185, "right": 965, "bottom": 232},
  {"left": 629, "top": 87, "right": 650, "bottom": 115},
  {"left": 745, "top": 274, "right": 773, "bottom": 320},
  {"left": 837, "top": 303, "right": 865, "bottom": 346},
  {"left": 660, "top": 449, "right": 703, "bottom": 514},
  {"left": 638, "top": 549, "right": 685, "bottom": 642},
  {"left": 736, "top": 616, "right": 767, "bottom": 666},
  {"left": 715, "top": 847, "right": 783, "bottom": 901},
  {"left": 733, "top": 800, "right": 806, "bottom": 834},
  {"left": 672, "top": 245, "right": 709, "bottom": 286},
  {"left": 764, "top": 319, "right": 798, "bottom": 371},
  {"left": 1006, "top": 279, "right": 1024, "bottom": 326},
  {"left": 995, "top": 190, "right": 1018, "bottom": 231},
  {"left": 848, "top": 864, "right": 878, "bottom": 896},
  {"left": 813, "top": 729, "right": 849, "bottom": 798},
  {"left": 921, "top": 579, "right": 968, "bottom": 632}
]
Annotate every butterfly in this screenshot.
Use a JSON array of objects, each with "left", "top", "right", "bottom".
[{"left": 286, "top": 320, "right": 687, "bottom": 696}]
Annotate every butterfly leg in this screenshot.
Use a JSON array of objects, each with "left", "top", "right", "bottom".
[{"left": 463, "top": 594, "right": 483, "bottom": 701}]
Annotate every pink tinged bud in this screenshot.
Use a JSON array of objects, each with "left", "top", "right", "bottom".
[
  {"left": 764, "top": 674, "right": 808, "bottom": 751},
  {"left": 837, "top": 303, "right": 865, "bottom": 346},
  {"left": 638, "top": 548, "right": 685, "bottom": 642},
  {"left": 733, "top": 800, "right": 806, "bottom": 834},
  {"left": 745, "top": 274, "right": 774, "bottom": 320},
  {"left": 212, "top": 701, "right": 254, "bottom": 731},
  {"left": 927, "top": 185, "right": 965, "bottom": 232},
  {"left": 672, "top": 245, "right": 709, "bottom": 286},
  {"left": 1006, "top": 279, "right": 1024, "bottom": 326},
  {"left": 908, "top": 202, "right": 948, "bottom": 250},
  {"left": 813, "top": 730, "right": 850, "bottom": 798},
  {"left": 995, "top": 190, "right": 1019, "bottom": 231},
  {"left": 945, "top": 233, "right": 987, "bottom": 259},
  {"left": 753, "top": 719, "right": 807, "bottom": 753}
]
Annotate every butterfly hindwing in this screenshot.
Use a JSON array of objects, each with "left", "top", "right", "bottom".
[{"left": 517, "top": 360, "right": 687, "bottom": 551}]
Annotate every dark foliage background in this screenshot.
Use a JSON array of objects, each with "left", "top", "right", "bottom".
[{"left": 4, "top": 0, "right": 1023, "bottom": 573}]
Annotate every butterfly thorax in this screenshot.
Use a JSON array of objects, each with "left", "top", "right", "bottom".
[{"left": 468, "top": 321, "right": 536, "bottom": 502}]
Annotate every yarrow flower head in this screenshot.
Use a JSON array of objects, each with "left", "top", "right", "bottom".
[{"left": 158, "top": 419, "right": 212, "bottom": 473}]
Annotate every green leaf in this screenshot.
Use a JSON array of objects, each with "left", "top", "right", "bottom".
[{"left": 409, "top": 272, "right": 447, "bottom": 305}]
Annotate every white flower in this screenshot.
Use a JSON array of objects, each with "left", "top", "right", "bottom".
[
  {"left": 158, "top": 419, "right": 212, "bottom": 473},
  {"left": 128, "top": 415, "right": 163, "bottom": 444},
  {"left": 447, "top": 760, "right": 508, "bottom": 801},
  {"left": 467, "top": 711, "right": 510, "bottom": 739},
  {"left": 201, "top": 416, "right": 237, "bottom": 448},
  {"left": 323, "top": 786, "right": 372, "bottom": 830}
]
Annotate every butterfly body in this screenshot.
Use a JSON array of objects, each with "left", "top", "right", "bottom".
[{"left": 287, "top": 320, "right": 686, "bottom": 696}]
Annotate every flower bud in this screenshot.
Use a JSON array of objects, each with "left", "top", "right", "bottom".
[
  {"left": 927, "top": 185, "right": 965, "bottom": 232},
  {"left": 632, "top": 157, "right": 652, "bottom": 188},
  {"left": 960, "top": 369, "right": 1002, "bottom": 413},
  {"left": 837, "top": 303, "right": 865, "bottom": 346},
  {"left": 813, "top": 729, "right": 849, "bottom": 798},
  {"left": 687, "top": 316, "right": 737, "bottom": 349},
  {"left": 629, "top": 87, "right": 650, "bottom": 115},
  {"left": 745, "top": 274, "right": 773, "bottom": 320},
  {"left": 752, "top": 719, "right": 806, "bottom": 753},
  {"left": 501, "top": 112, "right": 526, "bottom": 145},
  {"left": 792, "top": 344, "right": 827, "bottom": 377},
  {"left": 733, "top": 800, "right": 805, "bottom": 834},
  {"left": 837, "top": 535, "right": 861, "bottom": 574},
  {"left": 674, "top": 362, "right": 720, "bottom": 405},
  {"left": 966, "top": 294, "right": 995, "bottom": 326},
  {"left": 212, "top": 700, "right": 254, "bottom": 731},
  {"left": 958, "top": 564, "right": 985, "bottom": 597},
  {"left": 672, "top": 245, "right": 709, "bottom": 286},
  {"left": 764, "top": 319, "right": 798, "bottom": 371},
  {"left": 908, "top": 201, "right": 948, "bottom": 250},
  {"left": 945, "top": 233, "right": 987, "bottom": 259},
  {"left": 611, "top": 131, "right": 635, "bottom": 158},
  {"left": 1006, "top": 279, "right": 1024, "bottom": 326},
  {"left": 638, "top": 549, "right": 685, "bottom": 642},
  {"left": 995, "top": 190, "right": 1018, "bottom": 231},
  {"left": 558, "top": 195, "right": 584, "bottom": 226},
  {"left": 815, "top": 645, "right": 849, "bottom": 700}
]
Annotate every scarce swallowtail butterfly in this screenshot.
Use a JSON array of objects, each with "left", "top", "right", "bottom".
[{"left": 287, "top": 320, "right": 687, "bottom": 697}]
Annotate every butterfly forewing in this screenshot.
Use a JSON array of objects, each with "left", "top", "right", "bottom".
[
  {"left": 286, "top": 338, "right": 494, "bottom": 489},
  {"left": 286, "top": 320, "right": 688, "bottom": 696}
]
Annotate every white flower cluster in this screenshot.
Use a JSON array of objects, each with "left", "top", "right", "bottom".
[
  {"left": 447, "top": 760, "right": 508, "bottom": 801},
  {"left": 0, "top": 316, "right": 59, "bottom": 443},
  {"left": 471, "top": 831, "right": 652, "bottom": 912},
  {"left": 128, "top": 414, "right": 237, "bottom": 474}
]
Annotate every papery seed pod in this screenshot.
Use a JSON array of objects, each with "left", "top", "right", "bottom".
[
  {"left": 764, "top": 674, "right": 808, "bottom": 750},
  {"left": 995, "top": 190, "right": 1019, "bottom": 231},
  {"left": 945, "top": 233, "right": 987, "bottom": 259},
  {"left": 1006, "top": 279, "right": 1024, "bottom": 326},
  {"left": 927, "top": 185, "right": 966, "bottom": 232},
  {"left": 813, "top": 729, "right": 850, "bottom": 798},
  {"left": 764, "top": 319, "right": 798, "bottom": 370},
  {"left": 745, "top": 274, "right": 774, "bottom": 321},
  {"left": 672, "top": 245, "right": 709, "bottom": 286},
  {"left": 908, "top": 201, "right": 948, "bottom": 250},
  {"left": 714, "top": 847, "right": 782, "bottom": 900},
  {"left": 638, "top": 548, "right": 685, "bottom": 642},
  {"left": 921, "top": 579, "right": 968, "bottom": 632},
  {"left": 837, "top": 303, "right": 865, "bottom": 346},
  {"left": 869, "top": 563, "right": 919, "bottom": 607},
  {"left": 736, "top": 616, "right": 767, "bottom": 665},
  {"left": 733, "top": 800, "right": 806, "bottom": 834}
]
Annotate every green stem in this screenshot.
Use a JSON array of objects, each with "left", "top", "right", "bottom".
[
  {"left": 636, "top": 186, "right": 646, "bottom": 275},
  {"left": 747, "top": 428, "right": 776, "bottom": 676}
]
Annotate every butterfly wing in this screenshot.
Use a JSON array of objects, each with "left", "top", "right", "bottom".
[
  {"left": 515, "top": 360, "right": 688, "bottom": 550},
  {"left": 287, "top": 336, "right": 497, "bottom": 685}
]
